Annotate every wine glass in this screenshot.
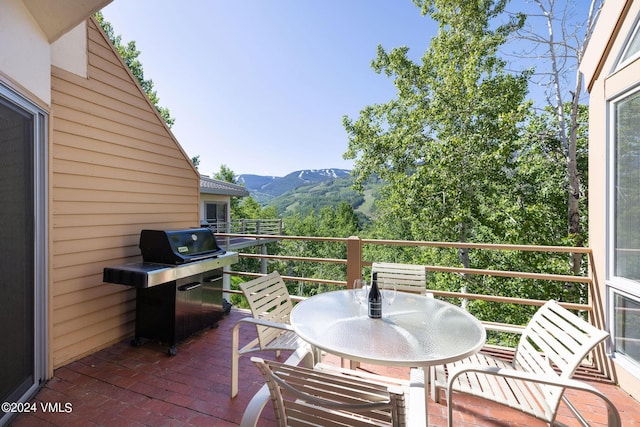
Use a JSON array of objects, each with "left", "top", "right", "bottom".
[
  {"left": 384, "top": 284, "right": 397, "bottom": 307},
  {"left": 353, "top": 279, "right": 368, "bottom": 305}
]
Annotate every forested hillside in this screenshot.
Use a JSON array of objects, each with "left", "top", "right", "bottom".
[{"left": 267, "top": 175, "right": 382, "bottom": 219}]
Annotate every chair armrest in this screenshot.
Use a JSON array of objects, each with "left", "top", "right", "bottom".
[
  {"left": 240, "top": 346, "right": 314, "bottom": 427},
  {"left": 232, "top": 316, "right": 316, "bottom": 361},
  {"left": 447, "top": 366, "right": 621, "bottom": 427},
  {"left": 233, "top": 316, "right": 295, "bottom": 332},
  {"left": 240, "top": 383, "right": 270, "bottom": 427}
]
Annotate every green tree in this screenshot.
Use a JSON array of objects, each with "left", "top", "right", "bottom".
[
  {"left": 236, "top": 197, "right": 275, "bottom": 220},
  {"left": 343, "top": 0, "right": 538, "bottom": 325},
  {"left": 274, "top": 202, "right": 362, "bottom": 296},
  {"left": 214, "top": 164, "right": 236, "bottom": 184},
  {"left": 94, "top": 12, "right": 175, "bottom": 127},
  {"left": 344, "top": 0, "right": 530, "bottom": 254},
  {"left": 214, "top": 164, "right": 243, "bottom": 214},
  {"left": 509, "top": 104, "right": 589, "bottom": 247}
]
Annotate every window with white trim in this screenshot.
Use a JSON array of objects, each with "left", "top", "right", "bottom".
[
  {"left": 609, "top": 86, "right": 640, "bottom": 369},
  {"left": 612, "top": 89, "right": 640, "bottom": 281},
  {"left": 616, "top": 13, "right": 640, "bottom": 71},
  {"left": 610, "top": 289, "right": 640, "bottom": 364},
  {"left": 205, "top": 202, "right": 227, "bottom": 230}
]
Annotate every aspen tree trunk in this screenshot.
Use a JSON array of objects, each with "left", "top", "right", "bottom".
[
  {"left": 530, "top": 0, "right": 601, "bottom": 275},
  {"left": 568, "top": 80, "right": 584, "bottom": 275}
]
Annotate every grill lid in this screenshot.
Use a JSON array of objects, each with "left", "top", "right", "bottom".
[{"left": 139, "top": 228, "right": 226, "bottom": 264}]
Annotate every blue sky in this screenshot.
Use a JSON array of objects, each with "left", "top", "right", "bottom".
[
  {"left": 101, "top": 1, "right": 589, "bottom": 177},
  {"left": 101, "top": 1, "right": 436, "bottom": 176}
]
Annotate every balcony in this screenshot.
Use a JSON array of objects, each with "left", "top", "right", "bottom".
[{"left": 13, "top": 234, "right": 640, "bottom": 426}]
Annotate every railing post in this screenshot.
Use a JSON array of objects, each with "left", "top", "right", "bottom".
[
  {"left": 261, "top": 244, "right": 268, "bottom": 274},
  {"left": 346, "top": 236, "right": 362, "bottom": 289},
  {"left": 223, "top": 221, "right": 230, "bottom": 249}
]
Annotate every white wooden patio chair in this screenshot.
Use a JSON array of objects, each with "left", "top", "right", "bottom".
[
  {"left": 432, "top": 300, "right": 621, "bottom": 426},
  {"left": 231, "top": 271, "right": 315, "bottom": 398},
  {"left": 247, "top": 357, "right": 420, "bottom": 427},
  {"left": 371, "top": 262, "right": 428, "bottom": 295}
]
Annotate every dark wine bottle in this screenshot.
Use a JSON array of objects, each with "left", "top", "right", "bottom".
[{"left": 368, "top": 272, "right": 382, "bottom": 318}]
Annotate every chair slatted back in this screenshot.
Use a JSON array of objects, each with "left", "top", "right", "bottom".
[
  {"left": 513, "top": 300, "right": 609, "bottom": 411},
  {"left": 240, "top": 272, "right": 294, "bottom": 348},
  {"left": 371, "top": 262, "right": 427, "bottom": 295},
  {"left": 252, "top": 357, "right": 406, "bottom": 427}
]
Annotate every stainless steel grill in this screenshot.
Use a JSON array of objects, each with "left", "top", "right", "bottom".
[{"left": 103, "top": 228, "right": 238, "bottom": 355}]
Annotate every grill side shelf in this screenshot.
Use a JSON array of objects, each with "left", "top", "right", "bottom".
[
  {"left": 102, "top": 252, "right": 239, "bottom": 288},
  {"left": 103, "top": 263, "right": 170, "bottom": 288}
]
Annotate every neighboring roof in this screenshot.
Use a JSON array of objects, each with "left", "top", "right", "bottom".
[
  {"left": 580, "top": 0, "right": 634, "bottom": 92},
  {"left": 200, "top": 175, "right": 250, "bottom": 197}
]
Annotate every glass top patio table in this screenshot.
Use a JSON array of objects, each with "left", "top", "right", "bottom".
[
  {"left": 290, "top": 289, "right": 486, "bottom": 368},
  {"left": 290, "top": 290, "right": 486, "bottom": 424}
]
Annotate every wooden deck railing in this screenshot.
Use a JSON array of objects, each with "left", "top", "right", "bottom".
[
  {"left": 206, "top": 219, "right": 283, "bottom": 235},
  {"left": 215, "top": 232, "right": 612, "bottom": 380}
]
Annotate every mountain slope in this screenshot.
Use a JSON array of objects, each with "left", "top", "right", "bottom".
[
  {"left": 268, "top": 175, "right": 382, "bottom": 219},
  {"left": 237, "top": 168, "right": 351, "bottom": 203},
  {"left": 236, "top": 174, "right": 278, "bottom": 190}
]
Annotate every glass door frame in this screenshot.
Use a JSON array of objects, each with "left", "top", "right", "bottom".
[{"left": 0, "top": 81, "right": 48, "bottom": 423}]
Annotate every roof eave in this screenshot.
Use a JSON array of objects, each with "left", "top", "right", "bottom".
[
  {"left": 24, "top": 0, "right": 113, "bottom": 42},
  {"left": 200, "top": 188, "right": 250, "bottom": 197},
  {"left": 580, "top": 0, "right": 634, "bottom": 92}
]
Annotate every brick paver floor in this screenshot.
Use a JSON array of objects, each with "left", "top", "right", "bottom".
[{"left": 10, "top": 308, "right": 640, "bottom": 426}]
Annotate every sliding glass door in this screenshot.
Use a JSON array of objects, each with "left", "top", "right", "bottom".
[{"left": 0, "top": 84, "right": 47, "bottom": 425}]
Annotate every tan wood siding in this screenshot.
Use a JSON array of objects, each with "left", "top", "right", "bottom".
[{"left": 50, "top": 18, "right": 200, "bottom": 368}]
